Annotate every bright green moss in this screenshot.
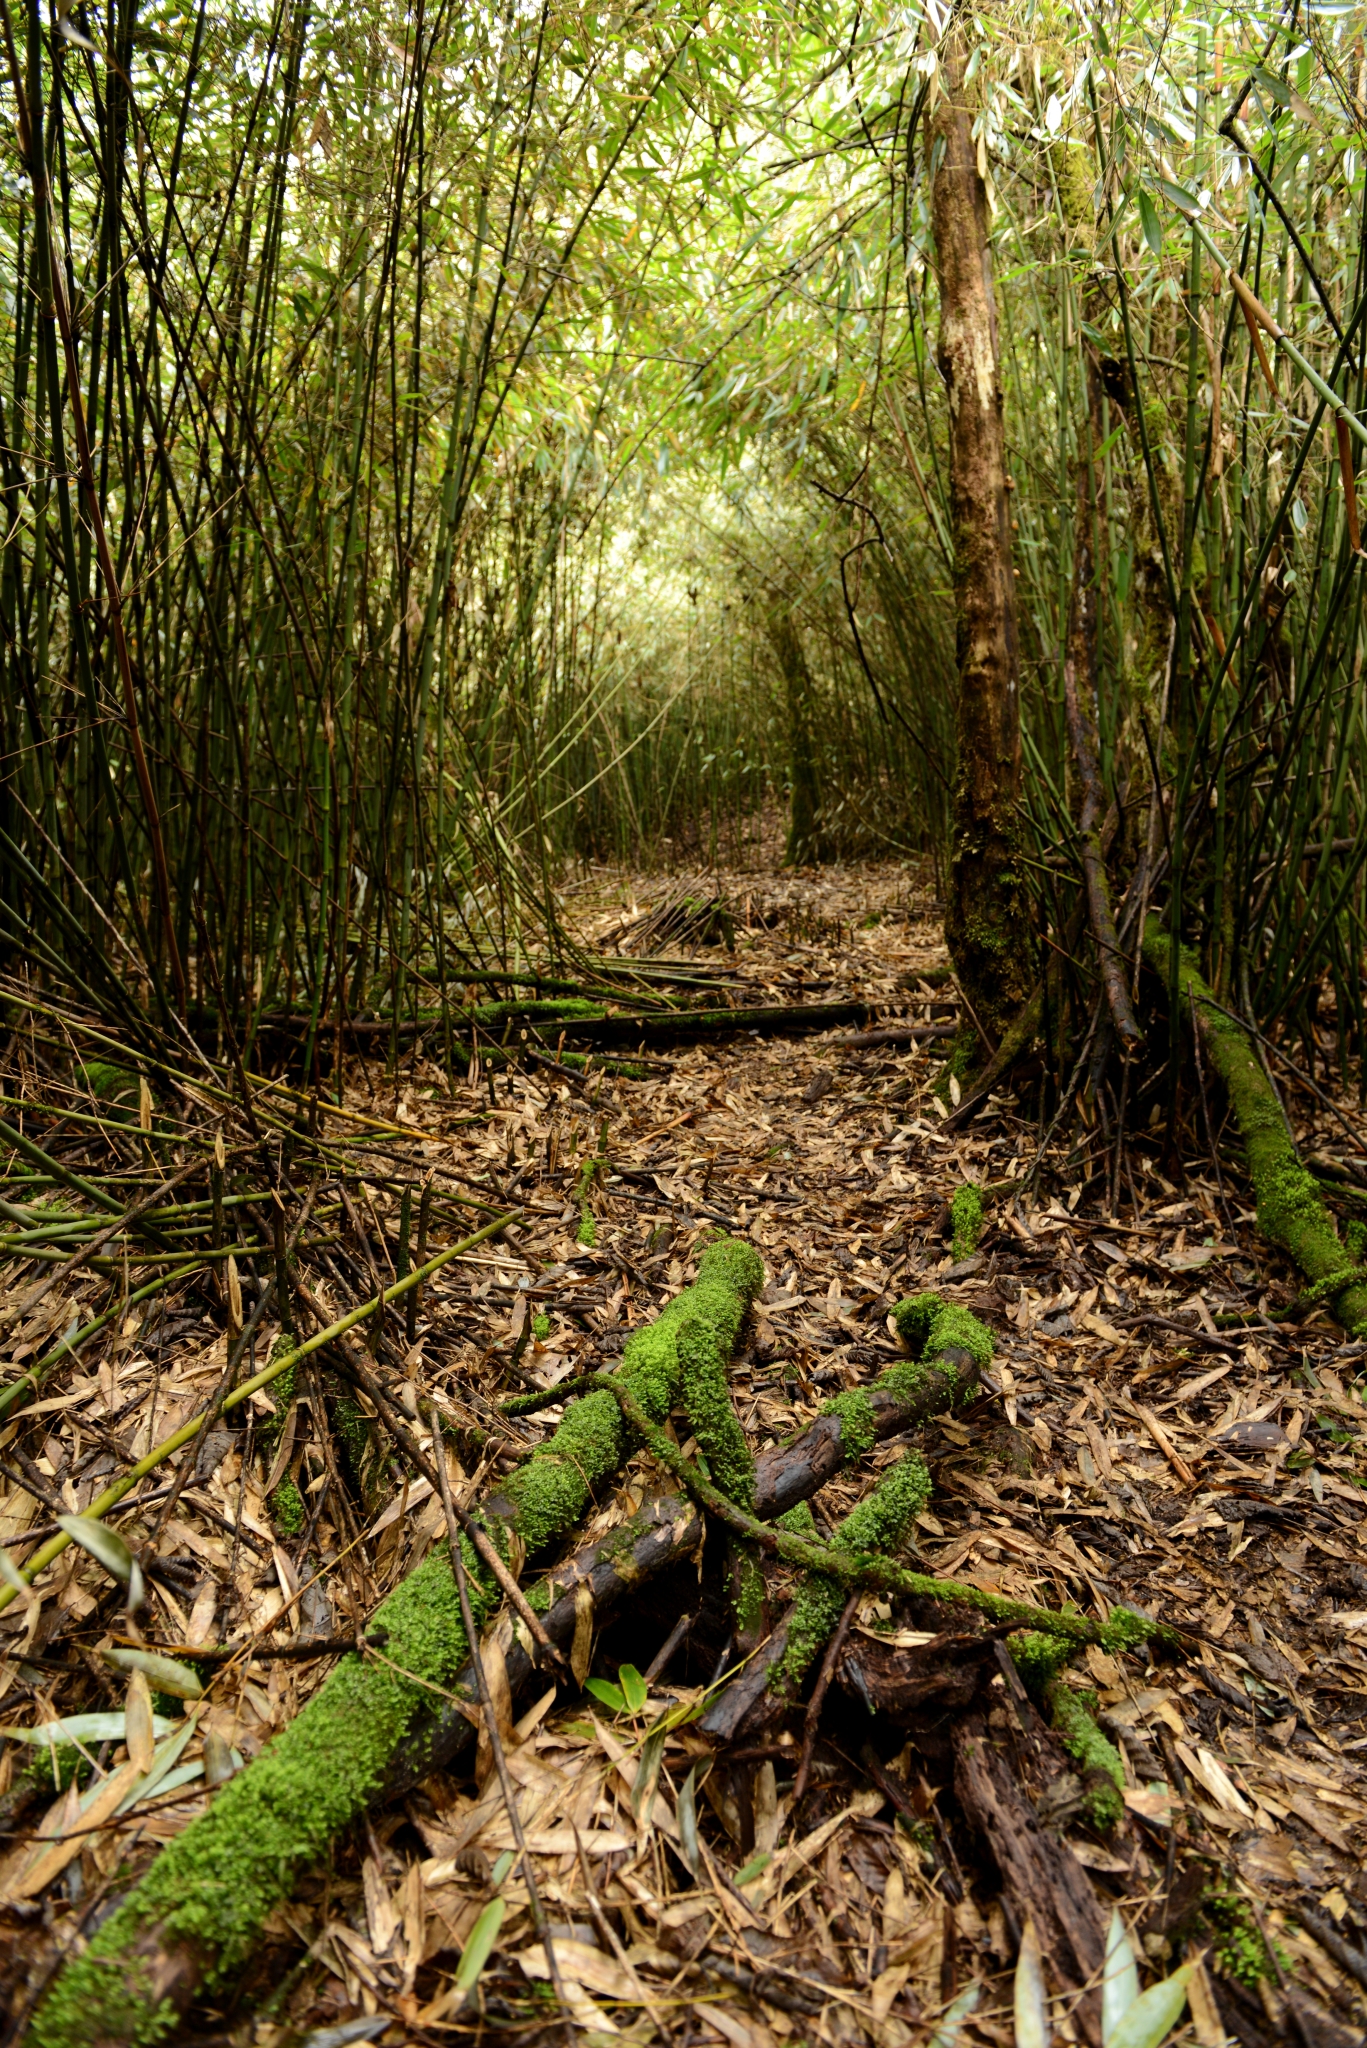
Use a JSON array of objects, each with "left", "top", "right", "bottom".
[
  {"left": 532, "top": 1311, "right": 551, "bottom": 1340},
  {"left": 776, "top": 1499, "right": 816, "bottom": 1536},
  {"left": 1010, "top": 1629, "right": 1071, "bottom": 1688},
  {"left": 822, "top": 1388, "right": 878, "bottom": 1462},
  {"left": 577, "top": 1209, "right": 597, "bottom": 1247},
  {"left": 950, "top": 1183, "right": 984, "bottom": 1261},
  {"left": 679, "top": 1313, "right": 754, "bottom": 1507},
  {"left": 770, "top": 1449, "right": 930, "bottom": 1700},
  {"left": 270, "top": 1476, "right": 305, "bottom": 1536},
  {"left": 32, "top": 1539, "right": 499, "bottom": 2048},
  {"left": 1098, "top": 1605, "right": 1157, "bottom": 1656},
  {"left": 495, "top": 1239, "right": 763, "bottom": 1557},
  {"left": 1203, "top": 1890, "right": 1278, "bottom": 1986},
  {"left": 1011, "top": 1631, "right": 1123, "bottom": 1831},
  {"left": 1142, "top": 918, "right": 1367, "bottom": 1336},
  {"left": 892, "top": 1292, "right": 994, "bottom": 1372},
  {"left": 1045, "top": 1684, "right": 1124, "bottom": 1830}
]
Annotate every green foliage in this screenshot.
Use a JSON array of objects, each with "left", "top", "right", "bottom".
[
  {"left": 1202, "top": 1889, "right": 1276, "bottom": 1988},
  {"left": 585, "top": 1663, "right": 648, "bottom": 1716},
  {"left": 270, "top": 1477, "right": 305, "bottom": 1537}
]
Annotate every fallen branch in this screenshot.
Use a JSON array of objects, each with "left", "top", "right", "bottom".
[{"left": 29, "top": 1239, "right": 765, "bottom": 2048}]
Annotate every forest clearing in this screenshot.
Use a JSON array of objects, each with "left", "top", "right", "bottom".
[{"left": 6, "top": 0, "right": 1367, "bottom": 2045}]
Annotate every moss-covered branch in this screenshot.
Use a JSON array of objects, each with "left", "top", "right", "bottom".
[
  {"left": 1011, "top": 1632, "right": 1125, "bottom": 1831},
  {"left": 31, "top": 1240, "right": 765, "bottom": 2048},
  {"left": 1142, "top": 917, "right": 1367, "bottom": 1335}
]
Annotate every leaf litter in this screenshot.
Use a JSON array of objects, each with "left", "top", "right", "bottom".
[{"left": 0, "top": 858, "right": 1365, "bottom": 2048}]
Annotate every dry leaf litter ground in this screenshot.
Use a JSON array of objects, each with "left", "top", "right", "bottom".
[{"left": 2, "top": 856, "right": 1367, "bottom": 2048}]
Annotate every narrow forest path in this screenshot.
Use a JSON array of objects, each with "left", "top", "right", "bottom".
[{"left": 4, "top": 858, "right": 1367, "bottom": 2047}]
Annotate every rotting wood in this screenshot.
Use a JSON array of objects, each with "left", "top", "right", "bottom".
[{"left": 952, "top": 1709, "right": 1106, "bottom": 2045}]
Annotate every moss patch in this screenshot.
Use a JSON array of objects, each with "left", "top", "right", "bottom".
[
  {"left": 1010, "top": 1630, "right": 1124, "bottom": 1830},
  {"left": 770, "top": 1449, "right": 931, "bottom": 1701},
  {"left": 270, "top": 1475, "right": 305, "bottom": 1536},
  {"left": 891, "top": 1292, "right": 994, "bottom": 1372},
  {"left": 950, "top": 1183, "right": 984, "bottom": 1261}
]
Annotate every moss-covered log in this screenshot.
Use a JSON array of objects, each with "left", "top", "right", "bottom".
[
  {"left": 1010, "top": 1631, "right": 1124, "bottom": 1832},
  {"left": 701, "top": 1293, "right": 992, "bottom": 1744},
  {"left": 31, "top": 1240, "right": 764, "bottom": 2048},
  {"left": 1142, "top": 917, "right": 1367, "bottom": 1334}
]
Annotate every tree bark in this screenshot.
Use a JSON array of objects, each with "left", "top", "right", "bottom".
[{"left": 930, "top": 37, "right": 1034, "bottom": 1038}]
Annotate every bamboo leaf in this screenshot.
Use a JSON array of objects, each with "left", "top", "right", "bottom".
[
  {"left": 618, "top": 1662, "right": 648, "bottom": 1712},
  {"left": 1014, "top": 1915, "right": 1049, "bottom": 2048},
  {"left": 57, "top": 1515, "right": 134, "bottom": 1586},
  {"left": 100, "top": 1646, "right": 204, "bottom": 1699},
  {"left": 125, "top": 1670, "right": 156, "bottom": 1774},
  {"left": 1103, "top": 1910, "right": 1142, "bottom": 2046},
  {"left": 930, "top": 1984, "right": 982, "bottom": 2048},
  {"left": 1137, "top": 188, "right": 1164, "bottom": 256},
  {"left": 454, "top": 1896, "right": 507, "bottom": 1997},
  {"left": 678, "top": 1761, "right": 702, "bottom": 1877},
  {"left": 1105, "top": 1967, "right": 1191, "bottom": 2048}
]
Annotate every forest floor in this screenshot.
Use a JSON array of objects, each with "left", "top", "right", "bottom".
[{"left": 4, "top": 856, "right": 1367, "bottom": 2048}]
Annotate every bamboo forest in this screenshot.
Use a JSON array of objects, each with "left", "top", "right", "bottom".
[{"left": 11, "top": 0, "right": 1367, "bottom": 2043}]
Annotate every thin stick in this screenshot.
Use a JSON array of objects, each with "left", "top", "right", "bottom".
[
  {"left": 296, "top": 1278, "right": 562, "bottom": 1667},
  {"left": 428, "top": 1399, "right": 574, "bottom": 2039},
  {"left": 792, "top": 1588, "right": 858, "bottom": 1803}
]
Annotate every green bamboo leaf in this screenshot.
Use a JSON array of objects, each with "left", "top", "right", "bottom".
[
  {"left": 1136, "top": 189, "right": 1163, "bottom": 257},
  {"left": 1103, "top": 1909, "right": 1141, "bottom": 2046},
  {"left": 57, "top": 1514, "right": 134, "bottom": 1586},
  {"left": 1106, "top": 1966, "right": 1192, "bottom": 2048},
  {"left": 632, "top": 1715, "right": 669, "bottom": 1822},
  {"left": 618, "top": 1662, "right": 648, "bottom": 1712},
  {"left": 454, "top": 1896, "right": 507, "bottom": 1997},
  {"left": 585, "top": 1678, "right": 627, "bottom": 1713},
  {"left": 0, "top": 1711, "right": 174, "bottom": 1746},
  {"left": 100, "top": 1646, "right": 204, "bottom": 1699},
  {"left": 1014, "top": 1915, "right": 1049, "bottom": 2048}
]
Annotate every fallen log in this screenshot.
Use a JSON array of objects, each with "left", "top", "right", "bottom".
[
  {"left": 29, "top": 1240, "right": 764, "bottom": 2048},
  {"left": 386, "top": 1295, "right": 993, "bottom": 1790},
  {"left": 702, "top": 1292, "right": 991, "bottom": 1745}
]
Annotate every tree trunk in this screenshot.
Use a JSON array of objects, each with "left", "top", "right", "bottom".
[{"left": 930, "top": 37, "right": 1034, "bottom": 1038}]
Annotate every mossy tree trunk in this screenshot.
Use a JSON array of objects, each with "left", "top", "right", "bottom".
[
  {"left": 930, "top": 33, "right": 1035, "bottom": 1039},
  {"left": 1141, "top": 917, "right": 1367, "bottom": 1334}
]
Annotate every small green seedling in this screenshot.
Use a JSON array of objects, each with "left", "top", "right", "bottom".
[{"left": 584, "top": 1661, "right": 648, "bottom": 1715}]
